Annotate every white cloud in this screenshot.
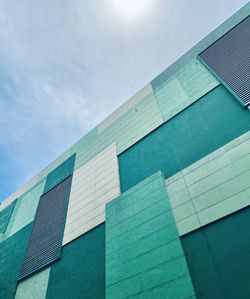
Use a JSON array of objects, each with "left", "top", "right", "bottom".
[{"left": 0, "top": 0, "right": 248, "bottom": 200}]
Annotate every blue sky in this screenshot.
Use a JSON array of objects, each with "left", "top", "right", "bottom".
[{"left": 0, "top": 0, "right": 248, "bottom": 202}]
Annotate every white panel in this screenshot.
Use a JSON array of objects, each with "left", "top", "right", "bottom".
[
  {"left": 165, "top": 131, "right": 250, "bottom": 236},
  {"left": 63, "top": 143, "right": 120, "bottom": 245}
]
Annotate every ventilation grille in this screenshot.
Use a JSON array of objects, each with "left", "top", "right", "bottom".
[
  {"left": 19, "top": 176, "right": 72, "bottom": 280},
  {"left": 199, "top": 16, "right": 250, "bottom": 107}
]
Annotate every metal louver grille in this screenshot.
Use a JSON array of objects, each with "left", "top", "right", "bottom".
[
  {"left": 19, "top": 176, "right": 72, "bottom": 280},
  {"left": 199, "top": 16, "right": 250, "bottom": 107}
]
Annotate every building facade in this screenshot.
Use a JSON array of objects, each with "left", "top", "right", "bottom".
[{"left": 0, "top": 3, "right": 250, "bottom": 299}]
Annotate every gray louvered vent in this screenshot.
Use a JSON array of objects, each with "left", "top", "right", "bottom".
[
  {"left": 199, "top": 16, "right": 250, "bottom": 107},
  {"left": 19, "top": 176, "right": 72, "bottom": 280}
]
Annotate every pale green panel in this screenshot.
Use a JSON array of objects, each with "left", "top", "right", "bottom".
[
  {"left": 15, "top": 267, "right": 50, "bottom": 299},
  {"left": 5, "top": 179, "right": 46, "bottom": 238},
  {"left": 4, "top": 199, "right": 21, "bottom": 238},
  {"left": 177, "top": 59, "right": 219, "bottom": 100},
  {"left": 154, "top": 78, "right": 189, "bottom": 120},
  {"left": 98, "top": 84, "right": 153, "bottom": 132},
  {"left": 116, "top": 93, "right": 163, "bottom": 153},
  {"left": 165, "top": 131, "right": 250, "bottom": 235},
  {"left": 155, "top": 58, "right": 219, "bottom": 121},
  {"left": 106, "top": 171, "right": 195, "bottom": 299},
  {"left": 75, "top": 92, "right": 163, "bottom": 168},
  {"left": 0, "top": 200, "right": 16, "bottom": 234}
]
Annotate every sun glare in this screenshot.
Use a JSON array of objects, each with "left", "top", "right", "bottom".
[{"left": 109, "top": 0, "right": 155, "bottom": 20}]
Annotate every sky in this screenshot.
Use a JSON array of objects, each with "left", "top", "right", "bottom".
[{"left": 0, "top": 0, "right": 248, "bottom": 202}]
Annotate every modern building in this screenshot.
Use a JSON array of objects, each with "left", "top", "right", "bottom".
[{"left": 0, "top": 3, "right": 250, "bottom": 299}]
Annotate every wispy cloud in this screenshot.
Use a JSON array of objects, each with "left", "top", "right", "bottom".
[{"left": 0, "top": 0, "right": 248, "bottom": 200}]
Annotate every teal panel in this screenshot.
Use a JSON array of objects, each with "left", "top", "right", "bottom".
[
  {"left": 0, "top": 200, "right": 16, "bottom": 234},
  {"left": 106, "top": 172, "right": 195, "bottom": 299},
  {"left": 46, "top": 224, "right": 105, "bottom": 299},
  {"left": 43, "top": 154, "right": 76, "bottom": 193},
  {"left": 0, "top": 223, "right": 32, "bottom": 299},
  {"left": 15, "top": 268, "right": 50, "bottom": 299},
  {"left": 181, "top": 207, "right": 250, "bottom": 298},
  {"left": 119, "top": 85, "right": 250, "bottom": 192}
]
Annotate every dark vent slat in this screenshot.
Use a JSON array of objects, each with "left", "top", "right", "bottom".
[
  {"left": 199, "top": 16, "right": 250, "bottom": 106},
  {"left": 18, "top": 176, "right": 72, "bottom": 280}
]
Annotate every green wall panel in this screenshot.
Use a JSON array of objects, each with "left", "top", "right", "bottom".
[
  {"left": 46, "top": 224, "right": 105, "bottom": 299},
  {"left": 5, "top": 179, "right": 46, "bottom": 238},
  {"left": 0, "top": 223, "right": 32, "bottom": 299},
  {"left": 43, "top": 153, "right": 76, "bottom": 193},
  {"left": 15, "top": 268, "right": 50, "bottom": 299},
  {"left": 119, "top": 85, "right": 250, "bottom": 192},
  {"left": 0, "top": 200, "right": 16, "bottom": 235},
  {"left": 106, "top": 172, "right": 195, "bottom": 299},
  {"left": 181, "top": 207, "right": 250, "bottom": 298},
  {"left": 154, "top": 59, "right": 219, "bottom": 122},
  {"left": 165, "top": 132, "right": 250, "bottom": 235}
]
